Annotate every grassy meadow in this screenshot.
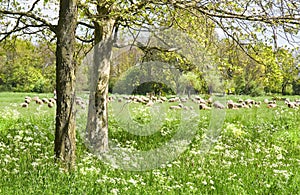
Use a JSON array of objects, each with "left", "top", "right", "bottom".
[{"left": 0, "top": 92, "right": 300, "bottom": 194}]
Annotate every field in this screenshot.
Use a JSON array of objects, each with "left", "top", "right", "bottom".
[{"left": 0, "top": 92, "right": 300, "bottom": 194}]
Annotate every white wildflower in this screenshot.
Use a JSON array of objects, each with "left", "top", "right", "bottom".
[
  {"left": 128, "top": 178, "right": 138, "bottom": 185},
  {"left": 110, "top": 188, "right": 119, "bottom": 195},
  {"left": 31, "top": 162, "right": 39, "bottom": 167}
]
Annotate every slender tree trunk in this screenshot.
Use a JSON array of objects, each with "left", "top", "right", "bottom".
[
  {"left": 86, "top": 17, "right": 115, "bottom": 153},
  {"left": 282, "top": 80, "right": 288, "bottom": 95},
  {"left": 54, "top": 0, "right": 78, "bottom": 169}
]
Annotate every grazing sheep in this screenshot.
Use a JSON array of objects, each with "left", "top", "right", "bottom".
[
  {"left": 20, "top": 102, "right": 28, "bottom": 108},
  {"left": 180, "top": 97, "right": 188, "bottom": 103},
  {"left": 49, "top": 98, "right": 56, "bottom": 104},
  {"left": 213, "top": 101, "right": 225, "bottom": 109},
  {"left": 227, "top": 100, "right": 235, "bottom": 109},
  {"left": 25, "top": 96, "right": 31, "bottom": 100},
  {"left": 254, "top": 104, "right": 260, "bottom": 108},
  {"left": 146, "top": 100, "right": 154, "bottom": 107},
  {"left": 151, "top": 96, "right": 158, "bottom": 101},
  {"left": 160, "top": 97, "right": 167, "bottom": 102},
  {"left": 267, "top": 100, "right": 276, "bottom": 104},
  {"left": 32, "top": 96, "right": 39, "bottom": 101},
  {"left": 183, "top": 105, "right": 190, "bottom": 110},
  {"left": 287, "top": 102, "right": 296, "bottom": 108},
  {"left": 238, "top": 99, "right": 244, "bottom": 103},
  {"left": 42, "top": 98, "right": 49, "bottom": 104},
  {"left": 75, "top": 97, "right": 86, "bottom": 109},
  {"left": 24, "top": 98, "right": 31, "bottom": 104},
  {"left": 169, "top": 104, "right": 183, "bottom": 110},
  {"left": 35, "top": 98, "right": 43, "bottom": 105},
  {"left": 156, "top": 99, "right": 163, "bottom": 103},
  {"left": 245, "top": 99, "right": 255, "bottom": 105},
  {"left": 267, "top": 103, "right": 277, "bottom": 108},
  {"left": 207, "top": 97, "right": 213, "bottom": 104},
  {"left": 199, "top": 103, "right": 211, "bottom": 110},
  {"left": 118, "top": 98, "right": 123, "bottom": 102},
  {"left": 168, "top": 97, "right": 180, "bottom": 102},
  {"left": 236, "top": 103, "right": 245, "bottom": 108},
  {"left": 255, "top": 101, "right": 261, "bottom": 105},
  {"left": 48, "top": 102, "right": 54, "bottom": 108}
]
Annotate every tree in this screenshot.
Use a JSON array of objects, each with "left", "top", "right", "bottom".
[
  {"left": 54, "top": 0, "right": 78, "bottom": 169},
  {"left": 0, "top": 0, "right": 78, "bottom": 169},
  {"left": 0, "top": 38, "right": 55, "bottom": 92}
]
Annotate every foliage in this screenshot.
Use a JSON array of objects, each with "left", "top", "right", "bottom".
[
  {"left": 132, "top": 81, "right": 175, "bottom": 96},
  {"left": 0, "top": 38, "right": 55, "bottom": 92},
  {"left": 112, "top": 62, "right": 180, "bottom": 95},
  {"left": 292, "top": 79, "right": 300, "bottom": 95}
]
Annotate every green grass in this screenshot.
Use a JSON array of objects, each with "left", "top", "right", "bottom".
[{"left": 0, "top": 92, "right": 300, "bottom": 194}]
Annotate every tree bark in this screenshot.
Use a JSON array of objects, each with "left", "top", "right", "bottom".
[
  {"left": 86, "top": 17, "right": 115, "bottom": 153},
  {"left": 54, "top": 0, "right": 78, "bottom": 169}
]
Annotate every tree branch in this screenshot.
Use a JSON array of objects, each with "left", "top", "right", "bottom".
[{"left": 0, "top": 9, "right": 57, "bottom": 33}]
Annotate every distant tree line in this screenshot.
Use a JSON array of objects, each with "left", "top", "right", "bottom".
[
  {"left": 1, "top": 35, "right": 299, "bottom": 96},
  {"left": 0, "top": 38, "right": 55, "bottom": 93}
]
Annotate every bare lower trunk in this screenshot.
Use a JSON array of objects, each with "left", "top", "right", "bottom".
[
  {"left": 86, "top": 19, "right": 115, "bottom": 153},
  {"left": 54, "top": 0, "right": 78, "bottom": 169}
]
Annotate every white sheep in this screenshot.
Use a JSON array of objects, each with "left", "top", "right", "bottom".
[
  {"left": 169, "top": 104, "right": 183, "bottom": 110},
  {"left": 199, "top": 103, "right": 211, "bottom": 110},
  {"left": 20, "top": 102, "right": 28, "bottom": 108},
  {"left": 213, "top": 101, "right": 225, "bottom": 109}
]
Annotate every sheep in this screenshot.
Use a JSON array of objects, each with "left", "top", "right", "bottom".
[
  {"left": 287, "top": 102, "right": 296, "bottom": 108},
  {"left": 160, "top": 97, "right": 168, "bottom": 102},
  {"left": 183, "top": 105, "right": 190, "bottom": 110},
  {"left": 146, "top": 100, "right": 154, "bottom": 107},
  {"left": 42, "top": 98, "right": 49, "bottom": 104},
  {"left": 213, "top": 101, "right": 225, "bottom": 109},
  {"left": 168, "top": 97, "right": 180, "bottom": 102},
  {"left": 35, "top": 98, "right": 43, "bottom": 105},
  {"left": 169, "top": 104, "right": 183, "bottom": 110},
  {"left": 24, "top": 98, "right": 31, "bottom": 104},
  {"left": 49, "top": 98, "right": 56, "bottom": 104},
  {"left": 48, "top": 102, "right": 54, "bottom": 108},
  {"left": 20, "top": 102, "right": 28, "bottom": 108},
  {"left": 180, "top": 97, "right": 188, "bottom": 103},
  {"left": 238, "top": 99, "right": 244, "bottom": 103},
  {"left": 207, "top": 97, "right": 213, "bottom": 104},
  {"left": 32, "top": 96, "right": 39, "bottom": 101},
  {"left": 25, "top": 96, "right": 31, "bottom": 101},
  {"left": 254, "top": 104, "right": 260, "bottom": 108},
  {"left": 267, "top": 103, "right": 277, "bottom": 108},
  {"left": 245, "top": 99, "right": 255, "bottom": 105},
  {"left": 199, "top": 103, "right": 211, "bottom": 110},
  {"left": 151, "top": 96, "right": 157, "bottom": 101},
  {"left": 267, "top": 100, "right": 276, "bottom": 104},
  {"left": 255, "top": 101, "right": 261, "bottom": 105},
  {"left": 235, "top": 103, "right": 245, "bottom": 108},
  {"left": 156, "top": 99, "right": 163, "bottom": 104},
  {"left": 227, "top": 100, "right": 235, "bottom": 109}
]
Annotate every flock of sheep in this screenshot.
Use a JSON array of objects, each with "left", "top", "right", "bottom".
[
  {"left": 20, "top": 94, "right": 300, "bottom": 111},
  {"left": 20, "top": 96, "right": 56, "bottom": 108},
  {"left": 108, "top": 94, "right": 300, "bottom": 110}
]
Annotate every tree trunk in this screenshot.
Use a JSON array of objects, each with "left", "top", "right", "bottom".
[
  {"left": 282, "top": 80, "right": 288, "bottom": 95},
  {"left": 54, "top": 0, "right": 78, "bottom": 169},
  {"left": 86, "top": 18, "right": 115, "bottom": 153}
]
